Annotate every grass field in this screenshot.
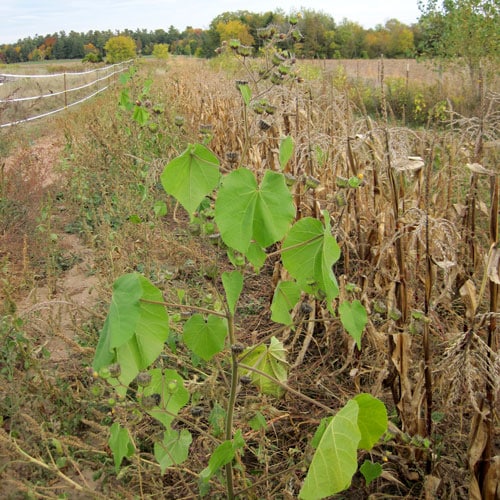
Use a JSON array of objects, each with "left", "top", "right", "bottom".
[{"left": 0, "top": 53, "right": 498, "bottom": 498}]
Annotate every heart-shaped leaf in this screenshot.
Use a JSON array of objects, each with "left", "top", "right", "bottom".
[
  {"left": 222, "top": 271, "right": 244, "bottom": 316},
  {"left": 271, "top": 280, "right": 301, "bottom": 325},
  {"left": 93, "top": 273, "right": 169, "bottom": 397},
  {"left": 360, "top": 460, "right": 383, "bottom": 486},
  {"left": 183, "top": 314, "right": 228, "bottom": 361},
  {"left": 161, "top": 143, "right": 220, "bottom": 215},
  {"left": 139, "top": 368, "right": 190, "bottom": 429},
  {"left": 154, "top": 428, "right": 192, "bottom": 474},
  {"left": 338, "top": 300, "right": 368, "bottom": 349},
  {"left": 239, "top": 337, "right": 288, "bottom": 397},
  {"left": 215, "top": 168, "right": 295, "bottom": 254},
  {"left": 282, "top": 216, "right": 340, "bottom": 305}
]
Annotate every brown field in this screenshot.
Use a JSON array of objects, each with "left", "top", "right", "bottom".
[{"left": 0, "top": 54, "right": 498, "bottom": 498}]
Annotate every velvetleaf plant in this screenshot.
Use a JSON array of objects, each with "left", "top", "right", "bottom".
[{"left": 92, "top": 23, "right": 387, "bottom": 499}]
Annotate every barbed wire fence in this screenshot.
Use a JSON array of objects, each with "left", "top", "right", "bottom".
[{"left": 0, "top": 60, "right": 132, "bottom": 128}]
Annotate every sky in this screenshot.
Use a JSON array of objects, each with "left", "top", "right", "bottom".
[{"left": 1, "top": 0, "right": 422, "bottom": 44}]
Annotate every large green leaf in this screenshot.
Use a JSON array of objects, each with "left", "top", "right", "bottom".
[
  {"left": 139, "top": 368, "right": 190, "bottom": 429},
  {"left": 222, "top": 271, "right": 243, "bottom": 316},
  {"left": 338, "top": 300, "right": 368, "bottom": 349},
  {"left": 281, "top": 216, "right": 340, "bottom": 305},
  {"left": 154, "top": 428, "right": 192, "bottom": 474},
  {"left": 353, "top": 393, "right": 388, "bottom": 450},
  {"left": 183, "top": 314, "right": 228, "bottom": 361},
  {"left": 271, "top": 280, "right": 301, "bottom": 326},
  {"left": 109, "top": 423, "right": 135, "bottom": 473},
  {"left": 161, "top": 143, "right": 220, "bottom": 215},
  {"left": 215, "top": 168, "right": 295, "bottom": 254},
  {"left": 93, "top": 273, "right": 169, "bottom": 397},
  {"left": 299, "top": 400, "right": 361, "bottom": 499},
  {"left": 239, "top": 337, "right": 288, "bottom": 397}
]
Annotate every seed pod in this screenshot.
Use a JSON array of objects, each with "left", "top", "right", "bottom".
[
  {"left": 108, "top": 363, "right": 121, "bottom": 378},
  {"left": 142, "top": 394, "right": 161, "bottom": 410},
  {"left": 300, "top": 301, "right": 313, "bottom": 315},
  {"left": 373, "top": 301, "right": 387, "bottom": 314},
  {"left": 305, "top": 176, "right": 321, "bottom": 189},
  {"left": 191, "top": 406, "right": 203, "bottom": 417},
  {"left": 259, "top": 119, "right": 272, "bottom": 131},
  {"left": 226, "top": 151, "right": 238, "bottom": 164},
  {"left": 278, "top": 64, "right": 291, "bottom": 76},
  {"left": 167, "top": 380, "right": 178, "bottom": 394},
  {"left": 389, "top": 308, "right": 402, "bottom": 321},
  {"left": 271, "top": 52, "right": 285, "bottom": 66},
  {"left": 231, "top": 343, "right": 245, "bottom": 355},
  {"left": 336, "top": 176, "right": 349, "bottom": 188},
  {"left": 240, "top": 375, "right": 252, "bottom": 385},
  {"left": 237, "top": 45, "right": 252, "bottom": 57},
  {"left": 136, "top": 371, "right": 152, "bottom": 387}
]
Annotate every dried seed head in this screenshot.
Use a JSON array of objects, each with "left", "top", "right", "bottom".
[
  {"left": 108, "top": 363, "right": 121, "bottom": 378},
  {"left": 225, "top": 151, "right": 238, "bottom": 164},
  {"left": 231, "top": 343, "right": 245, "bottom": 355},
  {"left": 259, "top": 119, "right": 272, "bottom": 131},
  {"left": 136, "top": 371, "right": 152, "bottom": 387},
  {"left": 199, "top": 124, "right": 213, "bottom": 135},
  {"left": 142, "top": 393, "right": 161, "bottom": 410},
  {"left": 191, "top": 406, "right": 203, "bottom": 417},
  {"left": 300, "top": 302, "right": 313, "bottom": 315}
]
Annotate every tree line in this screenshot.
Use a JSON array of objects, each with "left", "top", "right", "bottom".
[{"left": 0, "top": 1, "right": 498, "bottom": 66}]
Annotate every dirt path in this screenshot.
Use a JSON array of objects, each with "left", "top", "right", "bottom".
[{"left": 3, "top": 131, "right": 101, "bottom": 361}]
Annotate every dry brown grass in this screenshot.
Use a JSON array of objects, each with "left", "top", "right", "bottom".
[{"left": 0, "top": 55, "right": 498, "bottom": 498}]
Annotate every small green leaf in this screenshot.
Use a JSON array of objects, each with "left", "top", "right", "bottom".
[
  {"left": 153, "top": 200, "right": 167, "bottom": 217},
  {"left": 215, "top": 168, "right": 295, "bottom": 254},
  {"left": 239, "top": 337, "right": 288, "bottom": 397},
  {"left": 139, "top": 368, "right": 189, "bottom": 429},
  {"left": 183, "top": 314, "right": 228, "bottom": 361},
  {"left": 154, "top": 428, "right": 192, "bottom": 474},
  {"left": 238, "top": 83, "right": 252, "bottom": 106},
  {"left": 248, "top": 411, "right": 267, "bottom": 431},
  {"left": 200, "top": 430, "right": 245, "bottom": 483},
  {"left": 246, "top": 242, "right": 267, "bottom": 270},
  {"left": 310, "top": 416, "right": 333, "bottom": 448},
  {"left": 299, "top": 400, "right": 361, "bottom": 499},
  {"left": 353, "top": 393, "right": 388, "bottom": 450},
  {"left": 222, "top": 271, "right": 244, "bottom": 316},
  {"left": 271, "top": 280, "right": 301, "bottom": 325},
  {"left": 161, "top": 144, "right": 220, "bottom": 215},
  {"left": 133, "top": 105, "right": 150, "bottom": 126},
  {"left": 360, "top": 460, "right": 383, "bottom": 486},
  {"left": 109, "top": 423, "right": 135, "bottom": 473},
  {"left": 208, "top": 402, "right": 226, "bottom": 438},
  {"left": 279, "top": 136, "right": 294, "bottom": 170},
  {"left": 338, "top": 300, "right": 368, "bottom": 349}
]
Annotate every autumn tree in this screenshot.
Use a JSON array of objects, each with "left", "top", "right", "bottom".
[
  {"left": 418, "top": 0, "right": 500, "bottom": 81},
  {"left": 104, "top": 35, "right": 136, "bottom": 63},
  {"left": 152, "top": 43, "right": 169, "bottom": 59},
  {"left": 216, "top": 19, "right": 255, "bottom": 46}
]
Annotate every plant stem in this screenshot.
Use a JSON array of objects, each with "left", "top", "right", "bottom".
[
  {"left": 139, "top": 299, "right": 227, "bottom": 318},
  {"left": 224, "top": 313, "right": 237, "bottom": 500},
  {"left": 238, "top": 363, "right": 336, "bottom": 415}
]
